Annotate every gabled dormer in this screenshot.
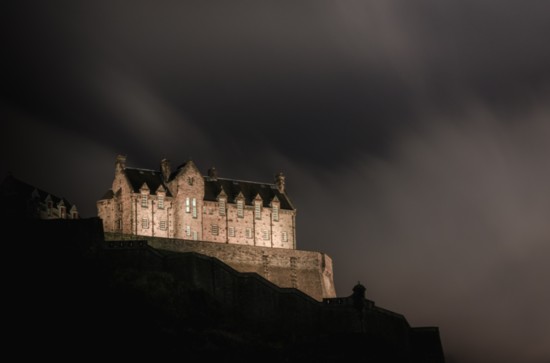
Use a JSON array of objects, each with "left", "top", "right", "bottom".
[
  {"left": 156, "top": 184, "right": 166, "bottom": 209},
  {"left": 270, "top": 195, "right": 280, "bottom": 222},
  {"left": 254, "top": 193, "right": 263, "bottom": 220},
  {"left": 57, "top": 199, "right": 66, "bottom": 219},
  {"left": 45, "top": 194, "right": 53, "bottom": 216},
  {"left": 70, "top": 205, "right": 79, "bottom": 219},
  {"left": 217, "top": 188, "right": 227, "bottom": 216},
  {"left": 140, "top": 182, "right": 150, "bottom": 208},
  {"left": 235, "top": 191, "right": 245, "bottom": 218}
]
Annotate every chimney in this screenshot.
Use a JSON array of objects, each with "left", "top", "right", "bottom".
[
  {"left": 275, "top": 172, "right": 285, "bottom": 193},
  {"left": 208, "top": 167, "right": 218, "bottom": 180},
  {"left": 161, "top": 158, "right": 171, "bottom": 182},
  {"left": 115, "top": 155, "right": 126, "bottom": 173}
]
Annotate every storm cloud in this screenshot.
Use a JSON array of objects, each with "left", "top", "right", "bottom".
[{"left": 2, "top": 1, "right": 550, "bottom": 362}]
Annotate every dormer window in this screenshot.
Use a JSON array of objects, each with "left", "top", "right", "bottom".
[
  {"left": 141, "top": 194, "right": 148, "bottom": 208},
  {"left": 254, "top": 201, "right": 262, "bottom": 220},
  {"left": 237, "top": 200, "right": 244, "bottom": 218},
  {"left": 272, "top": 205, "right": 279, "bottom": 222},
  {"left": 219, "top": 198, "right": 226, "bottom": 216}
]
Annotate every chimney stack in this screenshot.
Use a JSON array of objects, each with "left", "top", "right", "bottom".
[
  {"left": 115, "top": 155, "right": 126, "bottom": 173},
  {"left": 275, "top": 172, "right": 285, "bottom": 193},
  {"left": 161, "top": 158, "right": 171, "bottom": 182},
  {"left": 208, "top": 167, "right": 218, "bottom": 180}
]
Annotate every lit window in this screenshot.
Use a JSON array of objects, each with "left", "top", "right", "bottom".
[
  {"left": 282, "top": 231, "right": 288, "bottom": 242},
  {"left": 142, "top": 218, "right": 149, "bottom": 229},
  {"left": 272, "top": 205, "right": 279, "bottom": 222},
  {"left": 159, "top": 220, "right": 167, "bottom": 230},
  {"left": 246, "top": 228, "right": 252, "bottom": 239},
  {"left": 158, "top": 196, "right": 164, "bottom": 209},
  {"left": 211, "top": 224, "right": 219, "bottom": 235},
  {"left": 193, "top": 231, "right": 198, "bottom": 240},
  {"left": 219, "top": 198, "right": 226, "bottom": 216},
  {"left": 254, "top": 201, "right": 261, "bottom": 220},
  {"left": 192, "top": 198, "right": 197, "bottom": 218},
  {"left": 141, "top": 194, "right": 148, "bottom": 208},
  {"left": 262, "top": 230, "right": 269, "bottom": 240},
  {"left": 237, "top": 200, "right": 244, "bottom": 218},
  {"left": 185, "top": 225, "right": 191, "bottom": 237},
  {"left": 185, "top": 197, "right": 190, "bottom": 213},
  {"left": 228, "top": 226, "right": 235, "bottom": 237}
]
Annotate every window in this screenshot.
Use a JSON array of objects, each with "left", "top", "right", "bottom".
[
  {"left": 159, "top": 220, "right": 167, "bottom": 230},
  {"left": 245, "top": 228, "right": 252, "bottom": 239},
  {"left": 219, "top": 198, "right": 226, "bottom": 216},
  {"left": 185, "top": 197, "right": 190, "bottom": 213},
  {"left": 228, "top": 226, "right": 235, "bottom": 237},
  {"left": 211, "top": 224, "right": 219, "bottom": 236},
  {"left": 254, "top": 201, "right": 261, "bottom": 220},
  {"left": 272, "top": 205, "right": 279, "bottom": 222},
  {"left": 237, "top": 200, "right": 244, "bottom": 218},
  {"left": 60, "top": 206, "right": 66, "bottom": 219},
  {"left": 142, "top": 218, "right": 149, "bottom": 229},
  {"left": 282, "top": 231, "right": 288, "bottom": 242},
  {"left": 116, "top": 219, "right": 122, "bottom": 231},
  {"left": 187, "top": 176, "right": 194, "bottom": 185},
  {"left": 185, "top": 225, "right": 191, "bottom": 237},
  {"left": 141, "top": 194, "right": 148, "bottom": 208},
  {"left": 193, "top": 231, "right": 198, "bottom": 240},
  {"left": 262, "top": 230, "right": 269, "bottom": 240},
  {"left": 71, "top": 212, "right": 78, "bottom": 219},
  {"left": 118, "top": 203, "right": 122, "bottom": 212},
  {"left": 192, "top": 198, "right": 197, "bottom": 218},
  {"left": 158, "top": 196, "right": 164, "bottom": 209}
]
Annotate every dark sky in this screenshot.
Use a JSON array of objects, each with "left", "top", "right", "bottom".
[{"left": 2, "top": 1, "right": 550, "bottom": 362}]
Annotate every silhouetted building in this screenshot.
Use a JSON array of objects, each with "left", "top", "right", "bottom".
[{"left": 0, "top": 175, "right": 78, "bottom": 220}]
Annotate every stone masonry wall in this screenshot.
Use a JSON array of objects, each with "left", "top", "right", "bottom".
[{"left": 105, "top": 233, "right": 336, "bottom": 301}]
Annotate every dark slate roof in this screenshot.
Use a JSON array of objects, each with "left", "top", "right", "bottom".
[
  {"left": 101, "top": 189, "right": 114, "bottom": 199},
  {"left": 0, "top": 175, "right": 75, "bottom": 210},
  {"left": 204, "top": 178, "right": 294, "bottom": 210},
  {"left": 124, "top": 168, "right": 172, "bottom": 196}
]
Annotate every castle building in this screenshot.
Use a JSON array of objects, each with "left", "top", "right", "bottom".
[
  {"left": 0, "top": 175, "right": 79, "bottom": 220},
  {"left": 98, "top": 155, "right": 296, "bottom": 249}
]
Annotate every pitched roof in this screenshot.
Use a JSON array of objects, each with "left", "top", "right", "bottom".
[
  {"left": 124, "top": 168, "right": 172, "bottom": 196},
  {"left": 0, "top": 175, "right": 76, "bottom": 210},
  {"left": 204, "top": 178, "right": 294, "bottom": 210}
]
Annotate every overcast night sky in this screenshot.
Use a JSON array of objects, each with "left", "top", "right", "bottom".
[{"left": 2, "top": 1, "right": 550, "bottom": 362}]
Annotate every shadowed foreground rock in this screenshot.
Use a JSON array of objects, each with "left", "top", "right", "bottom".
[{"left": 5, "top": 217, "right": 445, "bottom": 362}]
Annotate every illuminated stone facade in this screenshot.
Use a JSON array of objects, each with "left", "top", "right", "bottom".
[{"left": 98, "top": 155, "right": 296, "bottom": 249}]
